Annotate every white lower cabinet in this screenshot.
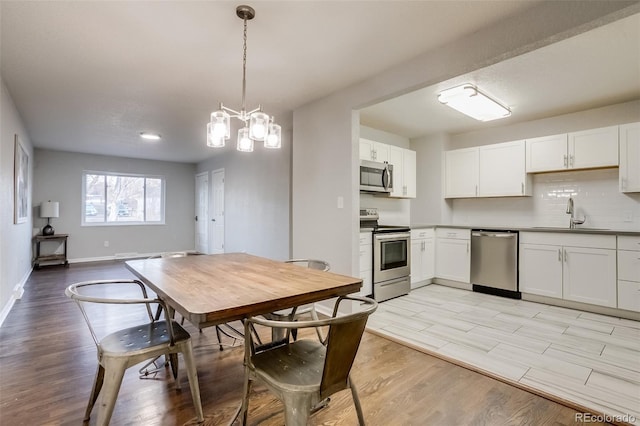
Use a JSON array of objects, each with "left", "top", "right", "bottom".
[
  {"left": 617, "top": 236, "right": 640, "bottom": 312},
  {"left": 562, "top": 246, "right": 617, "bottom": 308},
  {"left": 435, "top": 228, "right": 470, "bottom": 283},
  {"left": 519, "top": 244, "right": 563, "bottom": 298},
  {"left": 411, "top": 228, "right": 434, "bottom": 289},
  {"left": 359, "top": 232, "right": 372, "bottom": 297},
  {"left": 519, "top": 232, "right": 617, "bottom": 308}
]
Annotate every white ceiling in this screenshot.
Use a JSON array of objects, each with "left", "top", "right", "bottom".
[
  {"left": 1, "top": 2, "right": 638, "bottom": 163},
  {"left": 361, "top": 13, "right": 640, "bottom": 138}
]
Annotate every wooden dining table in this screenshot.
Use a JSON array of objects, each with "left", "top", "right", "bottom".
[{"left": 125, "top": 253, "right": 362, "bottom": 329}]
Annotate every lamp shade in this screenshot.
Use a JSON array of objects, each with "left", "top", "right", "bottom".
[{"left": 40, "top": 201, "right": 59, "bottom": 218}]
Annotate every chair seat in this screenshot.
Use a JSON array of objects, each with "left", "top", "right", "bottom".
[
  {"left": 100, "top": 320, "right": 191, "bottom": 356},
  {"left": 252, "top": 340, "right": 326, "bottom": 392}
]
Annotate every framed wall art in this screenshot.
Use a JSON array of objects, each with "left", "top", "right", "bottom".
[{"left": 14, "top": 134, "right": 29, "bottom": 224}]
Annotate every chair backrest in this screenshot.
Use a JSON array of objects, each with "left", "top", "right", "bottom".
[
  {"left": 65, "top": 279, "right": 172, "bottom": 348},
  {"left": 284, "top": 258, "right": 330, "bottom": 272},
  {"left": 319, "top": 296, "right": 374, "bottom": 398},
  {"left": 246, "top": 295, "right": 376, "bottom": 398}
]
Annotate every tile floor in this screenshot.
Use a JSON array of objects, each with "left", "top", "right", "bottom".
[{"left": 366, "top": 284, "right": 640, "bottom": 424}]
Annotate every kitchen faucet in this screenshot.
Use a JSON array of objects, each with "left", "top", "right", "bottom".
[{"left": 566, "top": 197, "right": 586, "bottom": 229}]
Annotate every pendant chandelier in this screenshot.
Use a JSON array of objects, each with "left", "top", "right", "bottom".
[{"left": 207, "top": 5, "right": 281, "bottom": 152}]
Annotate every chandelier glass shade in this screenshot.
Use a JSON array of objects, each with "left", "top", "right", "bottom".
[{"left": 207, "top": 5, "right": 281, "bottom": 152}]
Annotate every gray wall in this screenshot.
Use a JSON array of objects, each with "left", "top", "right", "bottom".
[
  {"left": 292, "top": 1, "right": 639, "bottom": 279},
  {"left": 33, "top": 149, "right": 197, "bottom": 260},
  {"left": 196, "top": 128, "right": 291, "bottom": 260},
  {"left": 1, "top": 78, "right": 34, "bottom": 322}
]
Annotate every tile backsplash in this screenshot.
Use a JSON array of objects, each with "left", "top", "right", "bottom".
[{"left": 451, "top": 169, "right": 640, "bottom": 231}]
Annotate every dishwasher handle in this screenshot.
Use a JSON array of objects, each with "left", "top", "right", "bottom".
[{"left": 472, "top": 232, "right": 517, "bottom": 238}]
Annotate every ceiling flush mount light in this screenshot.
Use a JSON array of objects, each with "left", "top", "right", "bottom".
[
  {"left": 140, "top": 132, "right": 161, "bottom": 141},
  {"left": 437, "top": 84, "right": 511, "bottom": 122},
  {"left": 207, "top": 5, "right": 281, "bottom": 152}
]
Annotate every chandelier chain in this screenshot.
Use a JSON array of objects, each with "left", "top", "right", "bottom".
[
  {"left": 241, "top": 16, "right": 248, "bottom": 115},
  {"left": 207, "top": 5, "right": 281, "bottom": 151}
]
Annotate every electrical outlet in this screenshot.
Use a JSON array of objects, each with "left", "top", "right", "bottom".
[
  {"left": 104, "top": 240, "right": 109, "bottom": 247},
  {"left": 337, "top": 196, "right": 344, "bottom": 209},
  {"left": 623, "top": 211, "right": 633, "bottom": 222}
]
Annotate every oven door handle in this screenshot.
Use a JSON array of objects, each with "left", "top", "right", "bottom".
[{"left": 374, "top": 233, "right": 410, "bottom": 242}]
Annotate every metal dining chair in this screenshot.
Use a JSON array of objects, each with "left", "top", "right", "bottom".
[
  {"left": 65, "top": 279, "right": 204, "bottom": 425},
  {"left": 263, "top": 259, "right": 330, "bottom": 342},
  {"left": 238, "top": 295, "right": 378, "bottom": 425}
]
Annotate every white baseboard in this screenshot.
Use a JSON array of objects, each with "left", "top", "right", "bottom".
[
  {"left": 69, "top": 250, "right": 198, "bottom": 264},
  {"left": 0, "top": 267, "right": 32, "bottom": 327},
  {"left": 70, "top": 253, "right": 157, "bottom": 264}
]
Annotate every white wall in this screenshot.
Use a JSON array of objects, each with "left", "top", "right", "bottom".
[
  {"left": 447, "top": 100, "right": 640, "bottom": 231},
  {"left": 293, "top": 1, "right": 638, "bottom": 279},
  {"left": 447, "top": 100, "right": 640, "bottom": 150},
  {"left": 410, "top": 133, "right": 452, "bottom": 226},
  {"left": 196, "top": 128, "right": 291, "bottom": 261},
  {"left": 1, "top": 78, "right": 34, "bottom": 324},
  {"left": 33, "top": 149, "right": 197, "bottom": 261}
]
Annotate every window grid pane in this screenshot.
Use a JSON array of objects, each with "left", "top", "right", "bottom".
[{"left": 83, "top": 172, "right": 164, "bottom": 225}]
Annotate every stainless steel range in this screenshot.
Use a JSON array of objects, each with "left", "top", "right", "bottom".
[{"left": 360, "top": 209, "right": 411, "bottom": 302}]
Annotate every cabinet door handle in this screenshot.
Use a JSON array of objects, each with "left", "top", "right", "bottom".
[
  {"left": 467, "top": 242, "right": 469, "bottom": 253},
  {"left": 475, "top": 185, "right": 478, "bottom": 196},
  {"left": 569, "top": 155, "right": 574, "bottom": 167},
  {"left": 521, "top": 182, "right": 524, "bottom": 195},
  {"left": 564, "top": 249, "right": 568, "bottom": 262},
  {"left": 558, "top": 248, "right": 562, "bottom": 262},
  {"left": 563, "top": 154, "right": 568, "bottom": 167}
]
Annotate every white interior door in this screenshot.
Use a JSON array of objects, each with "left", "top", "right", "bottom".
[
  {"left": 195, "top": 172, "right": 209, "bottom": 254},
  {"left": 211, "top": 169, "right": 225, "bottom": 254}
]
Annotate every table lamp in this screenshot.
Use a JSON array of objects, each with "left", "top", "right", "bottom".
[{"left": 40, "top": 201, "right": 59, "bottom": 236}]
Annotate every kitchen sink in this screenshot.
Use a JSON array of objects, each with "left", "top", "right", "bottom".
[{"left": 531, "top": 226, "right": 610, "bottom": 231}]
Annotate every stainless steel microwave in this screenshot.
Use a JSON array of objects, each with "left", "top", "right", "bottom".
[{"left": 360, "top": 160, "right": 393, "bottom": 193}]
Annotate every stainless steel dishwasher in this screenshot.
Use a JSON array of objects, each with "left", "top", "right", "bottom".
[{"left": 470, "top": 229, "right": 520, "bottom": 299}]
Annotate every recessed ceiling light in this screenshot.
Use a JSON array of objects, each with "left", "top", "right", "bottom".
[
  {"left": 140, "top": 132, "right": 161, "bottom": 140},
  {"left": 438, "top": 84, "right": 511, "bottom": 122}
]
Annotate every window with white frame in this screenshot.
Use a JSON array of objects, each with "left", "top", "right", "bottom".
[{"left": 82, "top": 171, "right": 165, "bottom": 225}]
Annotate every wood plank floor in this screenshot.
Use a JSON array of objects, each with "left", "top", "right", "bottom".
[{"left": 0, "top": 261, "right": 613, "bottom": 425}]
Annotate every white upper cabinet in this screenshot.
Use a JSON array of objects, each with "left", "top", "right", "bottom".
[
  {"left": 568, "top": 125, "right": 619, "bottom": 169},
  {"left": 526, "top": 134, "right": 568, "bottom": 172},
  {"left": 359, "top": 138, "right": 389, "bottom": 162},
  {"left": 479, "top": 140, "right": 532, "bottom": 197},
  {"left": 389, "top": 146, "right": 416, "bottom": 198},
  {"left": 444, "top": 141, "right": 530, "bottom": 198},
  {"left": 526, "top": 126, "right": 619, "bottom": 173},
  {"left": 619, "top": 122, "right": 640, "bottom": 193},
  {"left": 444, "top": 147, "right": 479, "bottom": 198}
]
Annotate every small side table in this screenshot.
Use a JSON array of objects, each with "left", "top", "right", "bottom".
[{"left": 34, "top": 234, "right": 69, "bottom": 269}]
